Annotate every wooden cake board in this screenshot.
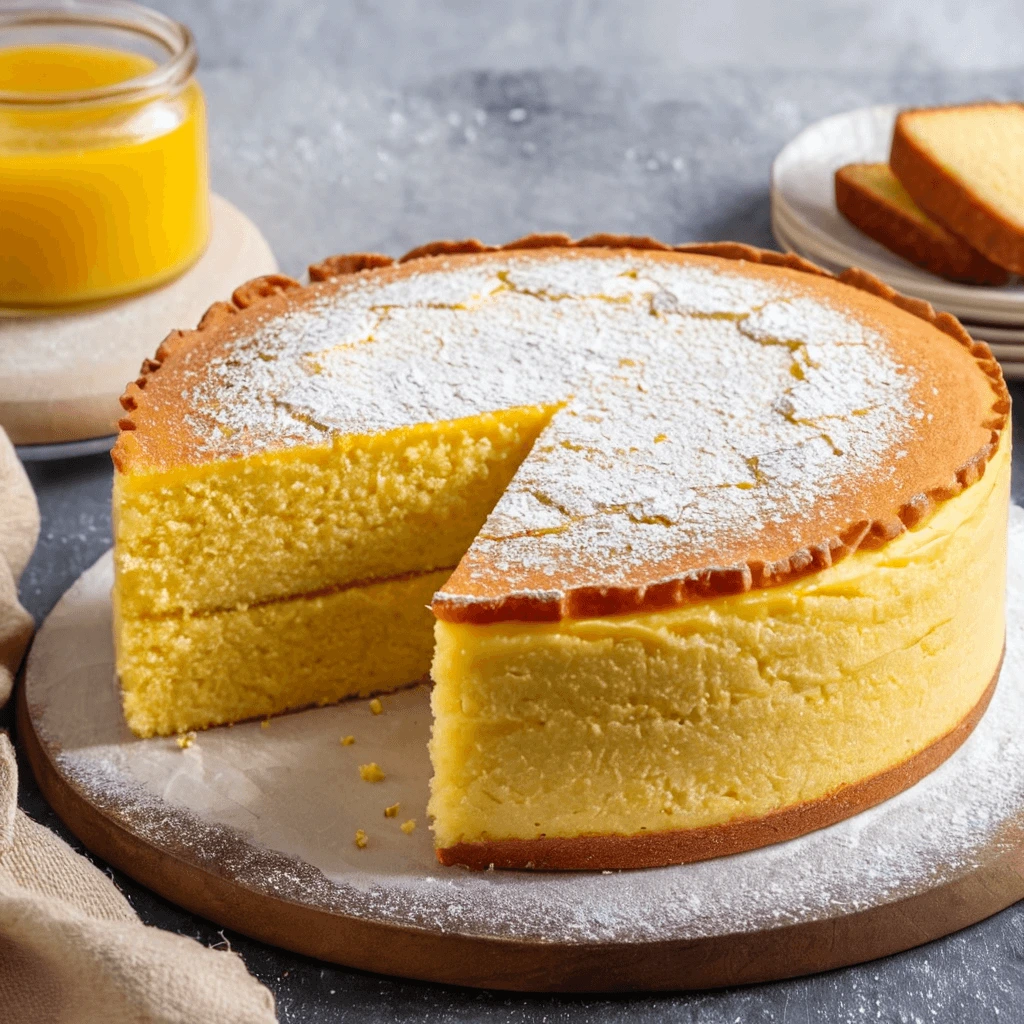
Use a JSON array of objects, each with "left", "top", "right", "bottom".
[
  {"left": 16, "top": 510, "right": 1024, "bottom": 993},
  {"left": 0, "top": 194, "right": 277, "bottom": 449}
]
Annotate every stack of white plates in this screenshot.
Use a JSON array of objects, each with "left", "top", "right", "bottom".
[{"left": 771, "top": 105, "right": 1024, "bottom": 381}]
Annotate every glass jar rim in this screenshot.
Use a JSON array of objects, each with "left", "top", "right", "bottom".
[{"left": 0, "top": 0, "right": 196, "bottom": 107}]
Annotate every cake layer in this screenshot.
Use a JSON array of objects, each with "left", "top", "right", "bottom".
[
  {"left": 436, "top": 668, "right": 999, "bottom": 871},
  {"left": 429, "top": 430, "right": 1010, "bottom": 862},
  {"left": 115, "top": 243, "right": 1007, "bottom": 624},
  {"left": 114, "top": 407, "right": 551, "bottom": 617},
  {"left": 116, "top": 568, "right": 449, "bottom": 737}
]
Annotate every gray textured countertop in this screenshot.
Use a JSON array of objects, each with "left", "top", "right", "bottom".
[{"left": 11, "top": 2, "right": 1024, "bottom": 1020}]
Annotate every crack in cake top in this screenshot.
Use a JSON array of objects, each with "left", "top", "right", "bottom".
[{"left": 113, "top": 240, "right": 1008, "bottom": 622}]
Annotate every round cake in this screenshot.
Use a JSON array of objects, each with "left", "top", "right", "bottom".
[{"left": 112, "top": 236, "right": 1010, "bottom": 870}]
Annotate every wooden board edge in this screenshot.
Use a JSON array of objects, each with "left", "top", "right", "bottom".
[{"left": 15, "top": 674, "right": 1024, "bottom": 992}]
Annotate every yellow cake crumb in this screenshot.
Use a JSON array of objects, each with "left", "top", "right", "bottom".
[
  {"left": 117, "top": 569, "right": 446, "bottom": 737},
  {"left": 176, "top": 732, "right": 196, "bottom": 750},
  {"left": 354, "top": 829, "right": 368, "bottom": 849},
  {"left": 369, "top": 698, "right": 383, "bottom": 715},
  {"left": 384, "top": 803, "right": 400, "bottom": 818},
  {"left": 261, "top": 719, "right": 271, "bottom": 729},
  {"left": 359, "top": 762, "right": 385, "bottom": 782},
  {"left": 340, "top": 734, "right": 355, "bottom": 746},
  {"left": 400, "top": 819, "right": 416, "bottom": 834}
]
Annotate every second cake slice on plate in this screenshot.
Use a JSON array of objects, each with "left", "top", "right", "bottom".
[
  {"left": 890, "top": 102, "right": 1024, "bottom": 275},
  {"left": 835, "top": 162, "right": 1009, "bottom": 285}
]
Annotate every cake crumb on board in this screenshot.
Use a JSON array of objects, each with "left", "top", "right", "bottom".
[
  {"left": 354, "top": 829, "right": 368, "bottom": 849},
  {"left": 359, "top": 762, "right": 385, "bottom": 782},
  {"left": 369, "top": 698, "right": 383, "bottom": 715},
  {"left": 384, "top": 803, "right": 400, "bottom": 818}
]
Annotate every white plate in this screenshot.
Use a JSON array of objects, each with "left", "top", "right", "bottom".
[
  {"left": 960, "top": 322, "right": 1024, "bottom": 344},
  {"left": 771, "top": 205, "right": 845, "bottom": 273},
  {"left": 771, "top": 106, "right": 1024, "bottom": 326},
  {"left": 980, "top": 343, "right": 1024, "bottom": 363}
]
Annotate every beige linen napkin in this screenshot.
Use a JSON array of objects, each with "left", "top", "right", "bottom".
[
  {"left": 0, "top": 427, "right": 276, "bottom": 1024},
  {"left": 0, "top": 434, "right": 37, "bottom": 708}
]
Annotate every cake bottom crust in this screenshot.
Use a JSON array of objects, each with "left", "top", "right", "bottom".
[{"left": 437, "top": 651, "right": 1002, "bottom": 871}]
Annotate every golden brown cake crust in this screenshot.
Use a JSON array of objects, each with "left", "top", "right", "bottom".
[
  {"left": 437, "top": 653, "right": 1002, "bottom": 871},
  {"left": 890, "top": 103, "right": 1024, "bottom": 275},
  {"left": 112, "top": 236, "right": 1009, "bottom": 624},
  {"left": 835, "top": 163, "right": 1010, "bottom": 285}
]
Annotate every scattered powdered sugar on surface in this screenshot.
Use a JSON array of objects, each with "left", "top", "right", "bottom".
[
  {"left": 28, "top": 513, "right": 1024, "bottom": 945},
  {"left": 173, "top": 253, "right": 918, "bottom": 595}
]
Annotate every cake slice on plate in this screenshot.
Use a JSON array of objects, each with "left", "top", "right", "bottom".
[
  {"left": 890, "top": 102, "right": 1024, "bottom": 274},
  {"left": 835, "top": 162, "right": 1009, "bottom": 285}
]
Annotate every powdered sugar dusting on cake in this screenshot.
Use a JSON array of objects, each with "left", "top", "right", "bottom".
[
  {"left": 177, "top": 252, "right": 917, "bottom": 599},
  {"left": 741, "top": 296, "right": 877, "bottom": 348},
  {"left": 463, "top": 309, "right": 908, "bottom": 588}
]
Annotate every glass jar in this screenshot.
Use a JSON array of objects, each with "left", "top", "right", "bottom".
[{"left": 0, "top": 0, "right": 209, "bottom": 309}]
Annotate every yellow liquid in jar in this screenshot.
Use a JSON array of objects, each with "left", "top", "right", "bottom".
[{"left": 0, "top": 44, "right": 209, "bottom": 308}]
